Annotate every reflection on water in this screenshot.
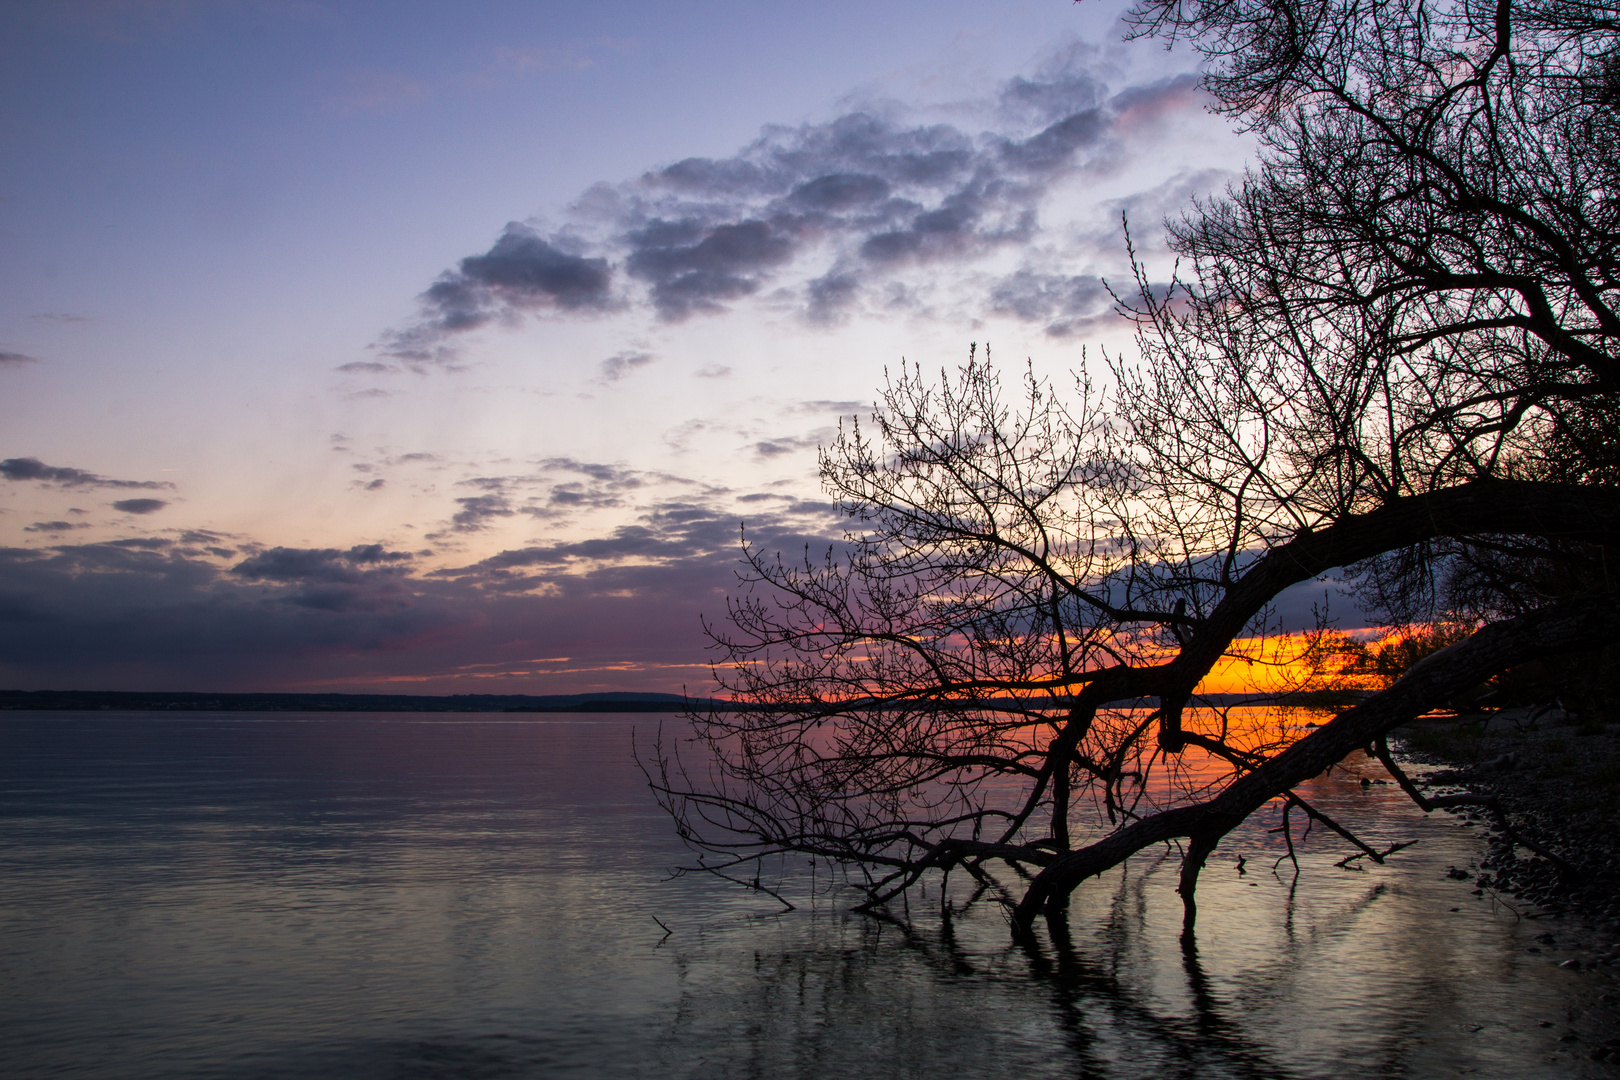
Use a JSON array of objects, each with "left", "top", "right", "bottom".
[{"left": 0, "top": 712, "right": 1614, "bottom": 1078}]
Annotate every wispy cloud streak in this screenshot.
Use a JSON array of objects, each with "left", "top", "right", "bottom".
[{"left": 1, "top": 457, "right": 173, "bottom": 490}]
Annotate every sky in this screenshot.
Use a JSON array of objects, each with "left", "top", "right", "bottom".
[{"left": 0, "top": 0, "right": 1279, "bottom": 695}]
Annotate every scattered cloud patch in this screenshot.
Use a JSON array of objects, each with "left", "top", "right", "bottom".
[
  {"left": 806, "top": 270, "right": 862, "bottom": 323},
  {"left": 662, "top": 418, "right": 718, "bottom": 454},
  {"left": 178, "top": 529, "right": 232, "bottom": 549},
  {"left": 0, "top": 351, "right": 38, "bottom": 366},
  {"left": 112, "top": 498, "right": 168, "bottom": 514},
  {"left": 449, "top": 493, "right": 516, "bottom": 532},
  {"left": 792, "top": 399, "right": 867, "bottom": 415},
  {"left": 105, "top": 537, "right": 172, "bottom": 551},
  {"left": 384, "top": 224, "right": 615, "bottom": 366},
  {"left": 596, "top": 350, "right": 656, "bottom": 383},
  {"left": 989, "top": 270, "right": 1116, "bottom": 336},
  {"left": 24, "top": 520, "right": 87, "bottom": 533},
  {"left": 229, "top": 544, "right": 415, "bottom": 612},
  {"left": 233, "top": 544, "right": 410, "bottom": 580},
  {"left": 421, "top": 458, "right": 694, "bottom": 527},
  {"left": 627, "top": 218, "right": 796, "bottom": 320},
  {"left": 752, "top": 431, "right": 829, "bottom": 459},
  {"left": 382, "top": 49, "right": 1214, "bottom": 362}
]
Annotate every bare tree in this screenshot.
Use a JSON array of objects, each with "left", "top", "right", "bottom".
[{"left": 650, "top": 0, "right": 1620, "bottom": 936}]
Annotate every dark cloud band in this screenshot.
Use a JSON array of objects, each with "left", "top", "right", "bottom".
[{"left": 0, "top": 497, "right": 842, "bottom": 692}]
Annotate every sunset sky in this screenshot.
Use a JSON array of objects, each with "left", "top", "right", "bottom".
[{"left": 0, "top": 0, "right": 1353, "bottom": 695}]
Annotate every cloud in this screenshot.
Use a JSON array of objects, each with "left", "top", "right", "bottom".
[
  {"left": 534, "top": 457, "right": 672, "bottom": 511},
  {"left": 792, "top": 399, "right": 868, "bottom": 415},
  {"left": 24, "top": 521, "right": 88, "bottom": 533},
  {"left": 106, "top": 537, "right": 172, "bottom": 551},
  {"left": 449, "top": 493, "right": 516, "bottom": 532},
  {"left": 0, "top": 497, "right": 844, "bottom": 694},
  {"left": 596, "top": 350, "right": 656, "bottom": 383},
  {"left": 112, "top": 498, "right": 168, "bottom": 514},
  {"left": 626, "top": 218, "right": 797, "bottom": 320},
  {"left": 382, "top": 50, "right": 1213, "bottom": 362},
  {"left": 384, "top": 225, "right": 615, "bottom": 365},
  {"left": 1, "top": 457, "right": 172, "bottom": 490},
  {"left": 414, "top": 458, "right": 692, "bottom": 527},
  {"left": 988, "top": 270, "right": 1115, "bottom": 336},
  {"left": 438, "top": 225, "right": 614, "bottom": 318},
  {"left": 444, "top": 494, "right": 833, "bottom": 585},
  {"left": 998, "top": 52, "right": 1109, "bottom": 126},
  {"left": 752, "top": 431, "right": 831, "bottom": 459},
  {"left": 232, "top": 544, "right": 413, "bottom": 584},
  {"left": 662, "top": 418, "right": 718, "bottom": 454},
  {"left": 0, "top": 351, "right": 39, "bottom": 366},
  {"left": 229, "top": 544, "right": 416, "bottom": 612},
  {"left": 806, "top": 271, "right": 861, "bottom": 323}
]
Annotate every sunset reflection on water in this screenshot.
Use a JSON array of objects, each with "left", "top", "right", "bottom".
[{"left": 0, "top": 712, "right": 1612, "bottom": 1079}]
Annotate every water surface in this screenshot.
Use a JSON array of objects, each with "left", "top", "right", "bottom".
[{"left": 1, "top": 712, "right": 1613, "bottom": 1078}]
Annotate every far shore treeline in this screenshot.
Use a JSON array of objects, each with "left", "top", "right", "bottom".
[{"left": 0, "top": 690, "right": 1347, "bottom": 713}]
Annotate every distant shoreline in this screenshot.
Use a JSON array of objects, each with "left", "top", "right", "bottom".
[
  {"left": 0, "top": 690, "right": 718, "bottom": 713},
  {"left": 1, "top": 689, "right": 1298, "bottom": 713}
]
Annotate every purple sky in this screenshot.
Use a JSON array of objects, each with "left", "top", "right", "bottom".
[{"left": 0, "top": 0, "right": 1267, "bottom": 694}]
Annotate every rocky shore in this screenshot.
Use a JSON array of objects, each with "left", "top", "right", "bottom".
[
  {"left": 1395, "top": 709, "right": 1620, "bottom": 1063},
  {"left": 1397, "top": 706, "right": 1620, "bottom": 926}
]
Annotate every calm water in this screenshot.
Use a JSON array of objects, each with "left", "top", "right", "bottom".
[{"left": 1, "top": 712, "right": 1615, "bottom": 1079}]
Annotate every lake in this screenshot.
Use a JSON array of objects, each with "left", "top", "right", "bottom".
[{"left": 1, "top": 711, "right": 1614, "bottom": 1078}]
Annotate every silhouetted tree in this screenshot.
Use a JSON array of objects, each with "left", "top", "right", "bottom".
[{"left": 651, "top": 0, "right": 1620, "bottom": 936}]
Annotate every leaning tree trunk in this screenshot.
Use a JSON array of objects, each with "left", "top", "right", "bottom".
[{"left": 1010, "top": 590, "right": 1620, "bottom": 934}]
